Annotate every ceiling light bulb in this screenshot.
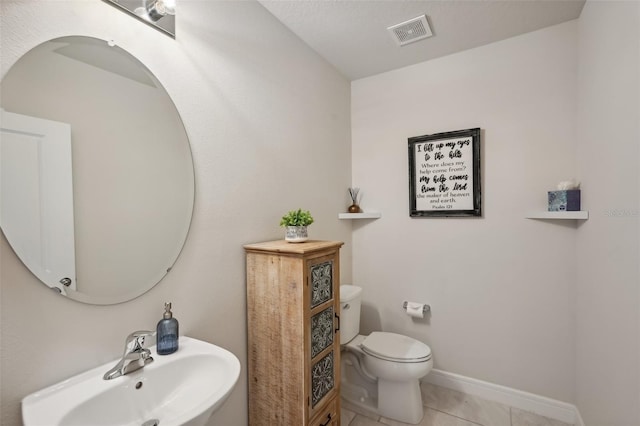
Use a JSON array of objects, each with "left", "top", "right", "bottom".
[
  {"left": 154, "top": 0, "right": 167, "bottom": 15},
  {"left": 162, "top": 0, "right": 176, "bottom": 15},
  {"left": 145, "top": 0, "right": 166, "bottom": 22}
]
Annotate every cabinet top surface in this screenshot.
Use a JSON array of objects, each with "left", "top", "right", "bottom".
[{"left": 244, "top": 240, "right": 343, "bottom": 255}]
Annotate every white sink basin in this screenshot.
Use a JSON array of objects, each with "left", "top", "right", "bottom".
[{"left": 22, "top": 337, "right": 241, "bottom": 426}]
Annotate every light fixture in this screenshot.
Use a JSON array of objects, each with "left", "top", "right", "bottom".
[
  {"left": 135, "top": 0, "right": 175, "bottom": 23},
  {"left": 103, "top": 0, "right": 176, "bottom": 38}
]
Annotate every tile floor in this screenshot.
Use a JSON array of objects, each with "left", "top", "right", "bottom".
[{"left": 341, "top": 382, "right": 573, "bottom": 426}]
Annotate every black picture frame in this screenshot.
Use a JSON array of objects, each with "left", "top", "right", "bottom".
[{"left": 408, "top": 128, "right": 481, "bottom": 217}]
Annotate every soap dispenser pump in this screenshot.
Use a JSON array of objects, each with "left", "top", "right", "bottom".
[{"left": 156, "top": 302, "right": 179, "bottom": 355}]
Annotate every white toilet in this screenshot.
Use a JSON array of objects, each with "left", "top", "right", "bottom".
[{"left": 340, "top": 285, "right": 433, "bottom": 424}]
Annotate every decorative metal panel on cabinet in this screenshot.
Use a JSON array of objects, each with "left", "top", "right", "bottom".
[{"left": 245, "top": 240, "right": 343, "bottom": 426}]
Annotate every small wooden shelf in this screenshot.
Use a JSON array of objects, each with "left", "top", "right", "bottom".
[
  {"left": 338, "top": 212, "right": 382, "bottom": 220},
  {"left": 526, "top": 211, "right": 589, "bottom": 220}
]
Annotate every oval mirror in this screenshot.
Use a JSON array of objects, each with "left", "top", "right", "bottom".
[{"left": 0, "top": 36, "right": 194, "bottom": 305}]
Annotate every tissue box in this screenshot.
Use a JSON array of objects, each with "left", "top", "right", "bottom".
[{"left": 548, "top": 190, "right": 581, "bottom": 211}]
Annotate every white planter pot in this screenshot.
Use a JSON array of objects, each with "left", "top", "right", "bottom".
[{"left": 285, "top": 226, "right": 308, "bottom": 243}]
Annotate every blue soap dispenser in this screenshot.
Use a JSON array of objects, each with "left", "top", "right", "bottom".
[{"left": 156, "top": 302, "right": 179, "bottom": 355}]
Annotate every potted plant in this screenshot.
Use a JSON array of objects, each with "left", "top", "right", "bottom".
[{"left": 280, "top": 209, "right": 314, "bottom": 243}]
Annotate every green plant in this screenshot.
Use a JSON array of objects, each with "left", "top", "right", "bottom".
[{"left": 280, "top": 209, "right": 314, "bottom": 227}]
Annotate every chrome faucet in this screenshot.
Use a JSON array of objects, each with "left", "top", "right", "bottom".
[{"left": 103, "top": 330, "right": 155, "bottom": 380}]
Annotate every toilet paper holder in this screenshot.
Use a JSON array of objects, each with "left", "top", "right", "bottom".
[{"left": 402, "top": 301, "right": 430, "bottom": 314}]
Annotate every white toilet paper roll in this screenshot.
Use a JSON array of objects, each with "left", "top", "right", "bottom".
[{"left": 405, "top": 302, "right": 425, "bottom": 318}]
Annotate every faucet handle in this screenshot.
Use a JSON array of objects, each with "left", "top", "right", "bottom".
[{"left": 124, "top": 330, "right": 155, "bottom": 353}]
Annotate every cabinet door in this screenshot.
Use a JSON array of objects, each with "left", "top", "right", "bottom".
[
  {"left": 311, "top": 350, "right": 335, "bottom": 408},
  {"left": 310, "top": 259, "right": 333, "bottom": 308},
  {"left": 311, "top": 306, "right": 334, "bottom": 358},
  {"left": 308, "top": 255, "right": 340, "bottom": 420}
]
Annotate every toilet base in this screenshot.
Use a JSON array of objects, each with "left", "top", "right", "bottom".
[
  {"left": 378, "top": 378, "right": 424, "bottom": 424},
  {"left": 342, "top": 378, "right": 425, "bottom": 425},
  {"left": 341, "top": 381, "right": 379, "bottom": 414}
]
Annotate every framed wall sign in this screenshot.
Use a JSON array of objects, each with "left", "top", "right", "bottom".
[{"left": 408, "top": 128, "right": 481, "bottom": 217}]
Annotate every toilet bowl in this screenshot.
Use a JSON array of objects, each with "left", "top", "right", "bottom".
[{"left": 340, "top": 285, "right": 433, "bottom": 425}]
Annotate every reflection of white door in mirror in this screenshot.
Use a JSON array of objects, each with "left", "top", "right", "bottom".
[{"left": 0, "top": 110, "right": 76, "bottom": 294}]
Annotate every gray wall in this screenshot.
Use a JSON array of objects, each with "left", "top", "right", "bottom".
[
  {"left": 350, "top": 1, "right": 640, "bottom": 423},
  {"left": 0, "top": 1, "right": 352, "bottom": 425},
  {"left": 575, "top": 1, "right": 640, "bottom": 425},
  {"left": 351, "top": 21, "right": 579, "bottom": 402}
]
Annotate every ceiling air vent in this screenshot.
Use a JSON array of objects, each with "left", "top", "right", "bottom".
[{"left": 387, "top": 15, "right": 433, "bottom": 46}]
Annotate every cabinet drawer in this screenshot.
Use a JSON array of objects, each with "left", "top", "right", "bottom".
[{"left": 310, "top": 398, "right": 338, "bottom": 426}]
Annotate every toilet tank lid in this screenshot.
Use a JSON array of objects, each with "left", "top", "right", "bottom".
[
  {"left": 361, "top": 331, "right": 431, "bottom": 361},
  {"left": 340, "top": 285, "right": 362, "bottom": 302}
]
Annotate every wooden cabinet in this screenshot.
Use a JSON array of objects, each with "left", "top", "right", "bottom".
[{"left": 245, "top": 240, "right": 343, "bottom": 426}]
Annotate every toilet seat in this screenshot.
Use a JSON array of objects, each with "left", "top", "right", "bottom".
[{"left": 361, "top": 332, "right": 431, "bottom": 363}]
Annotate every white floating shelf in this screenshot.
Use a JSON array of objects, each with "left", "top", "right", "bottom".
[
  {"left": 526, "top": 211, "right": 589, "bottom": 220},
  {"left": 338, "top": 212, "right": 382, "bottom": 220}
]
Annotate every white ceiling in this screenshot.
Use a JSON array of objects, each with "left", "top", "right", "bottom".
[{"left": 258, "top": 0, "right": 586, "bottom": 80}]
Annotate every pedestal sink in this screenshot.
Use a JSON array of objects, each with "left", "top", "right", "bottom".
[{"left": 22, "top": 337, "right": 241, "bottom": 426}]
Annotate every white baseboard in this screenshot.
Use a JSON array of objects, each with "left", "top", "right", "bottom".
[{"left": 422, "top": 369, "right": 584, "bottom": 426}]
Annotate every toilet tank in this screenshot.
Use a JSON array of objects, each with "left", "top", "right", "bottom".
[{"left": 340, "top": 285, "right": 362, "bottom": 344}]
